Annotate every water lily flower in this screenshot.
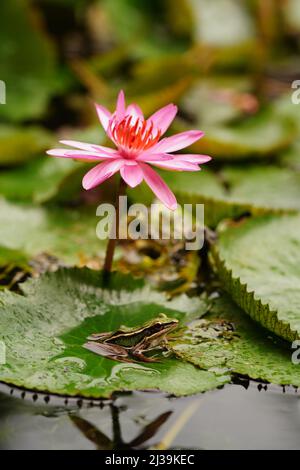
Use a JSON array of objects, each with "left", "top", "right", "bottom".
[{"left": 47, "top": 91, "right": 211, "bottom": 210}]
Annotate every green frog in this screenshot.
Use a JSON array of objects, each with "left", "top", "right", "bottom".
[{"left": 83, "top": 314, "right": 179, "bottom": 363}]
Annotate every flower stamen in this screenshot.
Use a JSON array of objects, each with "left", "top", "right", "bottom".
[{"left": 110, "top": 116, "right": 161, "bottom": 156}]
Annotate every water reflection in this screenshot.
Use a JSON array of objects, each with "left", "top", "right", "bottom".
[{"left": 0, "top": 383, "right": 299, "bottom": 450}]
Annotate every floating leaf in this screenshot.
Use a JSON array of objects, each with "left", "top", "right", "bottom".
[
  {"left": 172, "top": 293, "right": 300, "bottom": 387},
  {"left": 0, "top": 269, "right": 227, "bottom": 397},
  {"left": 0, "top": 126, "right": 53, "bottom": 167},
  {"left": 0, "top": 199, "right": 105, "bottom": 266},
  {"left": 0, "top": 0, "right": 58, "bottom": 121},
  {"left": 0, "top": 156, "right": 84, "bottom": 203},
  {"left": 163, "top": 165, "right": 300, "bottom": 227},
  {"left": 174, "top": 107, "right": 297, "bottom": 160},
  {"left": 211, "top": 214, "right": 300, "bottom": 342}
]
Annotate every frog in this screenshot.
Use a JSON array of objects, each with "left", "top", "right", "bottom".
[{"left": 83, "top": 313, "right": 179, "bottom": 363}]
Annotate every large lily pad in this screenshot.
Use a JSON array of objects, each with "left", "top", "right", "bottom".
[
  {"left": 172, "top": 293, "right": 300, "bottom": 387},
  {"left": 0, "top": 199, "right": 105, "bottom": 266},
  {"left": 211, "top": 214, "right": 300, "bottom": 342},
  {"left": 163, "top": 165, "right": 300, "bottom": 227},
  {"left": 0, "top": 269, "right": 227, "bottom": 397}
]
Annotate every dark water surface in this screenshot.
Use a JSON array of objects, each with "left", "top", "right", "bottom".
[{"left": 0, "top": 383, "right": 299, "bottom": 450}]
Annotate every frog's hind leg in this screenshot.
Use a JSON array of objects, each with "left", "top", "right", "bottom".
[{"left": 83, "top": 341, "right": 131, "bottom": 362}]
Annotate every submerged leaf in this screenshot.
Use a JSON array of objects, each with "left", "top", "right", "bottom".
[{"left": 0, "top": 269, "right": 227, "bottom": 397}]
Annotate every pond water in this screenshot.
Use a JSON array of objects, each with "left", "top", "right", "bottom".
[{"left": 0, "top": 382, "right": 299, "bottom": 450}]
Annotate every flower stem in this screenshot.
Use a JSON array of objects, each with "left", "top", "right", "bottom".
[{"left": 103, "top": 176, "right": 127, "bottom": 279}]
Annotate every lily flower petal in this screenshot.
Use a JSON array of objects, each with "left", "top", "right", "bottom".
[
  {"left": 82, "top": 159, "right": 124, "bottom": 190},
  {"left": 173, "top": 154, "right": 212, "bottom": 163},
  {"left": 59, "top": 140, "right": 117, "bottom": 155},
  {"left": 149, "top": 160, "right": 200, "bottom": 171},
  {"left": 115, "top": 90, "right": 126, "bottom": 120},
  {"left": 151, "top": 130, "right": 204, "bottom": 153},
  {"left": 140, "top": 163, "right": 177, "bottom": 210},
  {"left": 126, "top": 104, "right": 144, "bottom": 123},
  {"left": 95, "top": 103, "right": 112, "bottom": 131},
  {"left": 148, "top": 103, "right": 177, "bottom": 135},
  {"left": 46, "top": 149, "right": 112, "bottom": 161},
  {"left": 136, "top": 153, "right": 174, "bottom": 162},
  {"left": 120, "top": 162, "right": 144, "bottom": 187}
]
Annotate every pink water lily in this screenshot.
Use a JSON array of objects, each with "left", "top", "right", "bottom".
[{"left": 47, "top": 91, "right": 211, "bottom": 210}]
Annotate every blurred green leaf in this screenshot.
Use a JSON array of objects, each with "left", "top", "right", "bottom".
[
  {"left": 0, "top": 199, "right": 105, "bottom": 266},
  {"left": 0, "top": 125, "right": 52, "bottom": 167},
  {"left": 163, "top": 164, "right": 300, "bottom": 227},
  {"left": 0, "top": 0, "right": 59, "bottom": 121}
]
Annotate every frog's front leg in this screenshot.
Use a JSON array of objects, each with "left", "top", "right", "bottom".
[
  {"left": 130, "top": 345, "right": 160, "bottom": 363},
  {"left": 83, "top": 341, "right": 133, "bottom": 363}
]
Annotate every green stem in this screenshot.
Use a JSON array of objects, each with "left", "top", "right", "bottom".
[{"left": 103, "top": 176, "right": 127, "bottom": 278}]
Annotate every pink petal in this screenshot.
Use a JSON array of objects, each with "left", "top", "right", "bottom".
[
  {"left": 173, "top": 154, "right": 211, "bottom": 164},
  {"left": 126, "top": 104, "right": 144, "bottom": 123},
  {"left": 94, "top": 103, "right": 111, "bottom": 131},
  {"left": 47, "top": 149, "right": 109, "bottom": 161},
  {"left": 140, "top": 163, "right": 177, "bottom": 210},
  {"left": 59, "top": 140, "right": 117, "bottom": 155},
  {"left": 152, "top": 130, "right": 204, "bottom": 153},
  {"left": 148, "top": 104, "right": 177, "bottom": 135},
  {"left": 136, "top": 153, "right": 174, "bottom": 162},
  {"left": 120, "top": 163, "right": 144, "bottom": 188},
  {"left": 82, "top": 159, "right": 124, "bottom": 190},
  {"left": 115, "top": 90, "right": 126, "bottom": 120},
  {"left": 150, "top": 160, "right": 200, "bottom": 171}
]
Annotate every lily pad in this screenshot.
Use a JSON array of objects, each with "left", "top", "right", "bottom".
[
  {"left": 172, "top": 292, "right": 300, "bottom": 387},
  {"left": 174, "top": 107, "right": 297, "bottom": 160},
  {"left": 0, "top": 269, "right": 227, "bottom": 397},
  {"left": 0, "top": 0, "right": 58, "bottom": 121},
  {"left": 0, "top": 126, "right": 53, "bottom": 167},
  {"left": 0, "top": 156, "right": 84, "bottom": 203},
  {"left": 211, "top": 214, "right": 300, "bottom": 342},
  {"left": 0, "top": 199, "right": 106, "bottom": 266},
  {"left": 163, "top": 165, "right": 300, "bottom": 227}
]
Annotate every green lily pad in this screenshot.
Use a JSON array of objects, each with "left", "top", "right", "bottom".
[
  {"left": 0, "top": 199, "right": 106, "bottom": 266},
  {"left": 0, "top": 126, "right": 53, "bottom": 167},
  {"left": 211, "top": 214, "right": 300, "bottom": 342},
  {"left": 163, "top": 165, "right": 300, "bottom": 227},
  {"left": 0, "top": 0, "right": 58, "bottom": 122},
  {"left": 172, "top": 292, "right": 300, "bottom": 387},
  {"left": 0, "top": 156, "right": 84, "bottom": 203},
  {"left": 0, "top": 269, "right": 227, "bottom": 397},
  {"left": 174, "top": 107, "right": 297, "bottom": 160}
]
